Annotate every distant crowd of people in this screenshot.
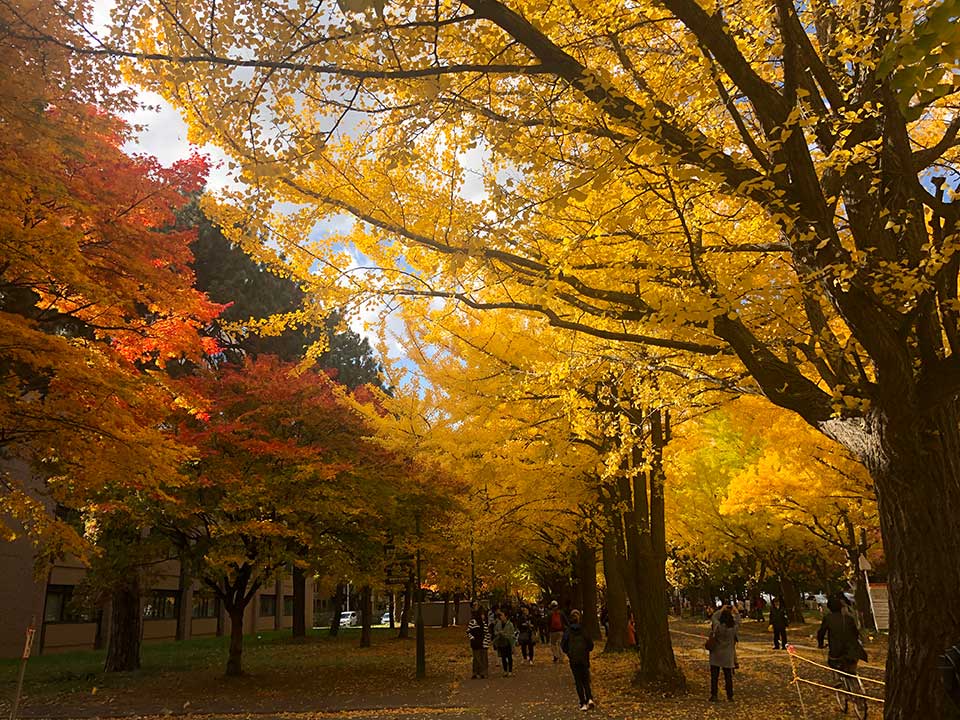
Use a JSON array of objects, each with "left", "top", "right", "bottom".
[
  {"left": 461, "top": 593, "right": 960, "bottom": 712},
  {"left": 466, "top": 599, "right": 596, "bottom": 711}
]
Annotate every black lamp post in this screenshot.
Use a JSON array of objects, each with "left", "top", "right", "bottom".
[{"left": 415, "top": 511, "right": 426, "bottom": 679}]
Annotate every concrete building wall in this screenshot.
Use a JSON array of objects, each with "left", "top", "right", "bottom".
[{"left": 0, "top": 533, "right": 43, "bottom": 658}]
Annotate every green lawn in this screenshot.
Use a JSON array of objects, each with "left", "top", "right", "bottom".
[{"left": 1, "top": 625, "right": 446, "bottom": 715}]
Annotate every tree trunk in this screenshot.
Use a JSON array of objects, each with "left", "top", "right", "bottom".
[
  {"left": 397, "top": 579, "right": 411, "bottom": 638},
  {"left": 629, "top": 414, "right": 685, "bottom": 690},
  {"left": 292, "top": 566, "right": 306, "bottom": 637},
  {"left": 601, "top": 526, "right": 630, "bottom": 651},
  {"left": 176, "top": 563, "right": 192, "bottom": 642},
  {"left": 389, "top": 590, "right": 396, "bottom": 629},
  {"left": 576, "top": 537, "right": 602, "bottom": 641},
  {"left": 441, "top": 592, "right": 451, "bottom": 628},
  {"left": 778, "top": 575, "right": 806, "bottom": 624},
  {"left": 453, "top": 593, "right": 462, "bottom": 626},
  {"left": 226, "top": 606, "right": 245, "bottom": 676},
  {"left": 359, "top": 585, "right": 373, "bottom": 647},
  {"left": 857, "top": 402, "right": 960, "bottom": 720},
  {"left": 329, "top": 583, "right": 345, "bottom": 637},
  {"left": 274, "top": 578, "right": 283, "bottom": 631},
  {"left": 104, "top": 578, "right": 141, "bottom": 672}
]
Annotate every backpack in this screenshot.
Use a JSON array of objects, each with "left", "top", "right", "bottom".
[
  {"left": 939, "top": 642, "right": 960, "bottom": 709},
  {"left": 566, "top": 628, "right": 591, "bottom": 663}
]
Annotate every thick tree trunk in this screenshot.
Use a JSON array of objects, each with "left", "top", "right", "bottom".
[
  {"left": 629, "top": 414, "right": 684, "bottom": 690},
  {"left": 601, "top": 530, "right": 630, "bottom": 652},
  {"left": 778, "top": 575, "right": 806, "bottom": 624},
  {"left": 858, "top": 402, "right": 960, "bottom": 720},
  {"left": 104, "top": 579, "right": 141, "bottom": 672},
  {"left": 441, "top": 592, "right": 451, "bottom": 628},
  {"left": 292, "top": 566, "right": 306, "bottom": 637},
  {"left": 329, "top": 583, "right": 345, "bottom": 637},
  {"left": 226, "top": 607, "right": 245, "bottom": 676},
  {"left": 359, "top": 585, "right": 373, "bottom": 647},
  {"left": 453, "top": 593, "right": 462, "bottom": 626},
  {"left": 576, "top": 538, "right": 602, "bottom": 640},
  {"left": 397, "top": 579, "right": 411, "bottom": 639}
]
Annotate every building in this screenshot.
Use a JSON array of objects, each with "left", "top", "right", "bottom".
[{"left": 0, "top": 540, "right": 312, "bottom": 658}]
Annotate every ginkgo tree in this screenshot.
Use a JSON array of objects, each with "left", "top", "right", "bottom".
[
  {"left": 29, "top": 0, "right": 960, "bottom": 711},
  {"left": 666, "top": 401, "right": 879, "bottom": 622},
  {"left": 720, "top": 397, "right": 882, "bottom": 626},
  {"left": 376, "top": 300, "right": 704, "bottom": 682}
]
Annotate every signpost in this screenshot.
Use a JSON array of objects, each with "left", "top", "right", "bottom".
[{"left": 9, "top": 620, "right": 36, "bottom": 720}]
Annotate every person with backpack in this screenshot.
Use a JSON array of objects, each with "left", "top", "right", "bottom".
[
  {"left": 817, "top": 594, "right": 864, "bottom": 672},
  {"left": 561, "top": 609, "right": 595, "bottom": 711},
  {"left": 769, "top": 598, "right": 789, "bottom": 650},
  {"left": 707, "top": 607, "right": 738, "bottom": 702},
  {"left": 547, "top": 600, "right": 567, "bottom": 662},
  {"left": 466, "top": 607, "right": 491, "bottom": 679},
  {"left": 517, "top": 605, "right": 536, "bottom": 665},
  {"left": 493, "top": 609, "right": 517, "bottom": 676}
]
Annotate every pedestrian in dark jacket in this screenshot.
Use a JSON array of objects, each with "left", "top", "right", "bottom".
[
  {"left": 708, "top": 607, "right": 738, "bottom": 702},
  {"left": 517, "top": 606, "right": 536, "bottom": 664},
  {"left": 817, "top": 595, "right": 862, "bottom": 672},
  {"left": 560, "top": 609, "right": 595, "bottom": 710},
  {"left": 492, "top": 609, "right": 517, "bottom": 676},
  {"left": 466, "top": 608, "right": 491, "bottom": 679},
  {"left": 769, "top": 598, "right": 789, "bottom": 650}
]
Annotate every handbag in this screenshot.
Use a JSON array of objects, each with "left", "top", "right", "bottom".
[
  {"left": 704, "top": 631, "right": 717, "bottom": 652},
  {"left": 856, "top": 638, "right": 869, "bottom": 662}
]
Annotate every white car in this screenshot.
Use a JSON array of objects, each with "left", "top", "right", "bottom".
[
  {"left": 340, "top": 610, "right": 359, "bottom": 626},
  {"left": 380, "top": 611, "right": 392, "bottom": 625}
]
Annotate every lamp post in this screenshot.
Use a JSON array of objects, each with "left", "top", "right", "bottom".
[{"left": 415, "top": 511, "right": 426, "bottom": 679}]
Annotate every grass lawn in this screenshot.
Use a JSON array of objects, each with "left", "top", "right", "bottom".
[{"left": 1, "top": 626, "right": 460, "bottom": 717}]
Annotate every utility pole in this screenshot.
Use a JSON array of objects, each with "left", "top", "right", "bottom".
[{"left": 415, "top": 511, "right": 426, "bottom": 678}]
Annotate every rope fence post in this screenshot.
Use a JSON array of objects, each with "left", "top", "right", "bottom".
[{"left": 786, "top": 645, "right": 808, "bottom": 719}]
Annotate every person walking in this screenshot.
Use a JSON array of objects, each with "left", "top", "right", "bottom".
[
  {"left": 547, "top": 600, "right": 567, "bottom": 662},
  {"left": 817, "top": 594, "right": 862, "bottom": 672},
  {"left": 517, "top": 606, "right": 536, "bottom": 664},
  {"left": 561, "top": 609, "right": 595, "bottom": 711},
  {"left": 467, "top": 607, "right": 491, "bottom": 679},
  {"left": 708, "top": 606, "right": 738, "bottom": 702},
  {"left": 493, "top": 609, "right": 517, "bottom": 676},
  {"left": 769, "top": 598, "right": 789, "bottom": 650},
  {"left": 537, "top": 603, "right": 549, "bottom": 644}
]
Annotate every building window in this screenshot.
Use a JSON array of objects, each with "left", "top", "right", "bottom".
[
  {"left": 44, "top": 585, "right": 93, "bottom": 623},
  {"left": 192, "top": 593, "right": 220, "bottom": 619},
  {"left": 259, "top": 594, "right": 277, "bottom": 617},
  {"left": 143, "top": 590, "right": 179, "bottom": 620},
  {"left": 283, "top": 595, "right": 295, "bottom": 616}
]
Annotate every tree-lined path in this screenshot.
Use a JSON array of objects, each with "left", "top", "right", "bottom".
[
  {"left": 1, "top": 622, "right": 882, "bottom": 719},
  {"left": 4, "top": 0, "right": 960, "bottom": 717}
]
